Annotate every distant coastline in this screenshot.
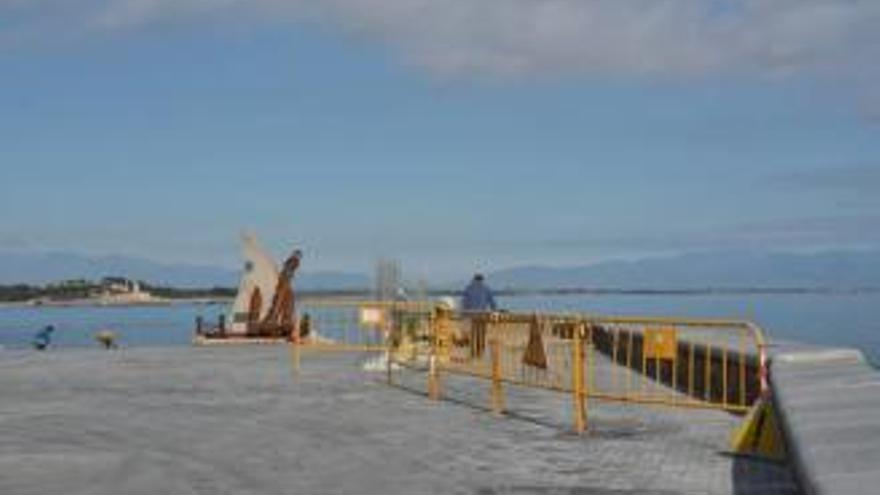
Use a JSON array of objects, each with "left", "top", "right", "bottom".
[
  {"left": 0, "top": 279, "right": 236, "bottom": 307},
  {"left": 2, "top": 285, "right": 877, "bottom": 309},
  {"left": 0, "top": 296, "right": 233, "bottom": 309}
]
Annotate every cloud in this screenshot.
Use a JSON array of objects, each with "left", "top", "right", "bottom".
[
  {"left": 1, "top": 1, "right": 876, "bottom": 75},
  {"left": 2, "top": 1, "right": 879, "bottom": 111}
]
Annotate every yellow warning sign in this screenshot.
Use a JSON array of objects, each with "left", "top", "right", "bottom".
[
  {"left": 643, "top": 327, "right": 677, "bottom": 360},
  {"left": 359, "top": 306, "right": 385, "bottom": 327},
  {"left": 730, "top": 398, "right": 787, "bottom": 461}
]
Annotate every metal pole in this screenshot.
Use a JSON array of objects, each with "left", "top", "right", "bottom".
[
  {"left": 572, "top": 322, "right": 587, "bottom": 434},
  {"left": 385, "top": 314, "right": 393, "bottom": 386},
  {"left": 428, "top": 308, "right": 445, "bottom": 401},
  {"left": 490, "top": 337, "right": 504, "bottom": 416}
]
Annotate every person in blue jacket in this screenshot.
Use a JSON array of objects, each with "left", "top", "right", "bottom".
[
  {"left": 33, "top": 325, "right": 55, "bottom": 350},
  {"left": 461, "top": 274, "right": 497, "bottom": 358},
  {"left": 461, "top": 274, "right": 497, "bottom": 312}
]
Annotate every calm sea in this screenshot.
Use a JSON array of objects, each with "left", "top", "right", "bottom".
[{"left": 1, "top": 293, "right": 877, "bottom": 365}]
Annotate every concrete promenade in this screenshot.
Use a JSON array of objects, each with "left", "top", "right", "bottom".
[
  {"left": 0, "top": 347, "right": 797, "bottom": 494},
  {"left": 771, "top": 344, "right": 880, "bottom": 495}
]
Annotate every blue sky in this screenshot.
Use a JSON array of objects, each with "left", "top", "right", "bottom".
[{"left": 1, "top": 1, "right": 879, "bottom": 279}]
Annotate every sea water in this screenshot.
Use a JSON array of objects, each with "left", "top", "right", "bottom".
[
  {"left": 0, "top": 303, "right": 225, "bottom": 349},
  {"left": 501, "top": 292, "right": 880, "bottom": 366},
  {"left": 0, "top": 293, "right": 877, "bottom": 365}
]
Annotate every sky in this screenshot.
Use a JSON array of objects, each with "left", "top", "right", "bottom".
[{"left": 1, "top": 1, "right": 880, "bottom": 279}]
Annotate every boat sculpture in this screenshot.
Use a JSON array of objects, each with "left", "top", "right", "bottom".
[{"left": 195, "top": 234, "right": 302, "bottom": 344}]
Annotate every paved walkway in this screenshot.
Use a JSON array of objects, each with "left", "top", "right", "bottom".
[{"left": 0, "top": 347, "right": 798, "bottom": 494}]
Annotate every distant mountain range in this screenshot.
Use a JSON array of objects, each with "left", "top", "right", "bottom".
[
  {"left": 1, "top": 250, "right": 878, "bottom": 290},
  {"left": 0, "top": 252, "right": 370, "bottom": 290},
  {"left": 487, "top": 250, "right": 880, "bottom": 290}
]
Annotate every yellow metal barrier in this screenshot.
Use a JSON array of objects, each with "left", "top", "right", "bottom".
[
  {"left": 584, "top": 315, "right": 768, "bottom": 413},
  {"left": 389, "top": 310, "right": 769, "bottom": 433},
  {"left": 290, "top": 299, "right": 435, "bottom": 374},
  {"left": 287, "top": 302, "right": 771, "bottom": 438}
]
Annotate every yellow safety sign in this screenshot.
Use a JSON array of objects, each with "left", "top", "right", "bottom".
[{"left": 643, "top": 327, "right": 678, "bottom": 360}]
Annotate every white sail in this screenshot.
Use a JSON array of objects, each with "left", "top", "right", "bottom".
[{"left": 229, "top": 233, "right": 279, "bottom": 335}]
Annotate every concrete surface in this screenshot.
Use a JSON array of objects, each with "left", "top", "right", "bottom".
[
  {"left": 0, "top": 346, "right": 797, "bottom": 494},
  {"left": 771, "top": 346, "right": 880, "bottom": 495}
]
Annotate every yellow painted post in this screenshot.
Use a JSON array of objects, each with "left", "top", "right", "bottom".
[
  {"left": 722, "top": 346, "right": 729, "bottom": 409},
  {"left": 639, "top": 327, "right": 648, "bottom": 398},
  {"left": 611, "top": 327, "right": 619, "bottom": 390},
  {"left": 704, "top": 341, "right": 712, "bottom": 401},
  {"left": 654, "top": 342, "right": 661, "bottom": 397},
  {"left": 588, "top": 327, "right": 596, "bottom": 394},
  {"left": 626, "top": 330, "right": 634, "bottom": 397},
  {"left": 379, "top": 307, "right": 391, "bottom": 385},
  {"left": 572, "top": 323, "right": 587, "bottom": 434},
  {"left": 671, "top": 350, "right": 678, "bottom": 404},
  {"left": 490, "top": 337, "right": 504, "bottom": 416},
  {"left": 688, "top": 340, "right": 695, "bottom": 399},
  {"left": 641, "top": 328, "right": 648, "bottom": 400},
  {"left": 386, "top": 321, "right": 394, "bottom": 386},
  {"left": 739, "top": 331, "right": 747, "bottom": 407},
  {"left": 428, "top": 308, "right": 446, "bottom": 401},
  {"left": 470, "top": 316, "right": 477, "bottom": 359}
]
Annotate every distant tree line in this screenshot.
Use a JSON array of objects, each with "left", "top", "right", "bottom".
[
  {"left": 5, "top": 279, "right": 845, "bottom": 304},
  {"left": 0, "top": 278, "right": 236, "bottom": 303},
  {"left": 140, "top": 283, "right": 236, "bottom": 299},
  {"left": 0, "top": 284, "right": 44, "bottom": 302}
]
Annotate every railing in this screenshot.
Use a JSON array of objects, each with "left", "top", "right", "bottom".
[
  {"left": 390, "top": 308, "right": 769, "bottom": 433},
  {"left": 291, "top": 299, "right": 435, "bottom": 372},
  {"left": 586, "top": 315, "right": 768, "bottom": 411},
  {"left": 280, "top": 300, "right": 770, "bottom": 433}
]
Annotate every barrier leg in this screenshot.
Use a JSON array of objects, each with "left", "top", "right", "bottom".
[
  {"left": 572, "top": 323, "right": 587, "bottom": 434},
  {"left": 428, "top": 309, "right": 447, "bottom": 401},
  {"left": 491, "top": 338, "right": 505, "bottom": 416},
  {"left": 386, "top": 327, "right": 394, "bottom": 386},
  {"left": 428, "top": 354, "right": 441, "bottom": 400}
]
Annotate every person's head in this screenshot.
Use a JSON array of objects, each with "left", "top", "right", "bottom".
[
  {"left": 473, "top": 273, "right": 485, "bottom": 283},
  {"left": 45, "top": 325, "right": 55, "bottom": 333}
]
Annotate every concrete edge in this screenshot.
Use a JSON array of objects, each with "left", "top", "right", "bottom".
[{"left": 770, "top": 344, "right": 880, "bottom": 495}]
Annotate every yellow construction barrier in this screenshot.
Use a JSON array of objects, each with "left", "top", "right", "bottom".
[
  {"left": 390, "top": 310, "right": 770, "bottom": 434},
  {"left": 291, "top": 299, "right": 435, "bottom": 374},
  {"left": 286, "top": 302, "right": 776, "bottom": 450}
]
